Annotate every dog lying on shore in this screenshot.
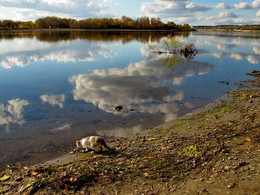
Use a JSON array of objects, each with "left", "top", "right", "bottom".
[{"left": 75, "top": 136, "right": 114, "bottom": 153}]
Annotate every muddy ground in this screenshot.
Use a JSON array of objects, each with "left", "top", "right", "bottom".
[{"left": 0, "top": 72, "right": 259, "bottom": 194}]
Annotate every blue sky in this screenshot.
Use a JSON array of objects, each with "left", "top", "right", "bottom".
[{"left": 0, "top": 0, "right": 259, "bottom": 25}]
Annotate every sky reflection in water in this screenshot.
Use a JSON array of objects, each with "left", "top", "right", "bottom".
[{"left": 0, "top": 31, "right": 259, "bottom": 138}]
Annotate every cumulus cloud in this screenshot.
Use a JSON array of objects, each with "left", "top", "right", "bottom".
[
  {"left": 257, "top": 10, "right": 260, "bottom": 16},
  {"left": 215, "top": 0, "right": 260, "bottom": 10},
  {"left": 221, "top": 53, "right": 260, "bottom": 64},
  {"left": 230, "top": 53, "right": 244, "bottom": 61},
  {"left": 234, "top": 2, "right": 251, "bottom": 9},
  {"left": 253, "top": 47, "right": 260, "bottom": 54},
  {"left": 185, "top": 2, "right": 209, "bottom": 11},
  {"left": 70, "top": 59, "right": 213, "bottom": 122},
  {"left": 141, "top": 0, "right": 211, "bottom": 19},
  {"left": 203, "top": 15, "right": 260, "bottom": 26},
  {"left": 0, "top": 0, "right": 115, "bottom": 20},
  {"left": 140, "top": 0, "right": 259, "bottom": 25},
  {"left": 40, "top": 94, "right": 66, "bottom": 108},
  {"left": 195, "top": 34, "right": 260, "bottom": 64},
  {"left": 0, "top": 98, "right": 29, "bottom": 132},
  {"left": 247, "top": 55, "right": 259, "bottom": 64},
  {"left": 0, "top": 5, "right": 72, "bottom": 21},
  {"left": 0, "top": 38, "right": 114, "bottom": 69},
  {"left": 50, "top": 123, "right": 72, "bottom": 133},
  {"left": 217, "top": 43, "right": 236, "bottom": 51},
  {"left": 0, "top": 0, "right": 259, "bottom": 25},
  {"left": 41, "top": 0, "right": 75, "bottom": 7},
  {"left": 218, "top": 11, "right": 239, "bottom": 18},
  {"left": 252, "top": 0, "right": 260, "bottom": 9},
  {"left": 232, "top": 1, "right": 260, "bottom": 9},
  {"left": 215, "top": 3, "right": 231, "bottom": 9}
]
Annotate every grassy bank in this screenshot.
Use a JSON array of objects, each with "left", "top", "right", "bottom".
[{"left": 1, "top": 73, "right": 259, "bottom": 194}]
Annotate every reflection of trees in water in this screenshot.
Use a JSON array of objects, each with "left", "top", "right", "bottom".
[
  {"left": 148, "top": 36, "right": 197, "bottom": 70},
  {"left": 0, "top": 31, "right": 188, "bottom": 43},
  {"left": 161, "top": 55, "right": 182, "bottom": 70}
]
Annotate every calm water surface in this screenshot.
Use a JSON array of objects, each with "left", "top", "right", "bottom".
[{"left": 0, "top": 30, "right": 259, "bottom": 168}]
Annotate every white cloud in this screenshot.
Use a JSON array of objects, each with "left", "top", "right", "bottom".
[
  {"left": 0, "top": 55, "right": 35, "bottom": 69},
  {"left": 0, "top": 5, "right": 72, "bottom": 21},
  {"left": 40, "top": 94, "right": 66, "bottom": 108},
  {"left": 253, "top": 47, "right": 260, "bottom": 54},
  {"left": 6, "top": 99, "right": 29, "bottom": 119},
  {"left": 252, "top": 0, "right": 260, "bottom": 9},
  {"left": 166, "top": 16, "right": 198, "bottom": 24},
  {"left": 140, "top": 0, "right": 259, "bottom": 25},
  {"left": 257, "top": 10, "right": 260, "bottom": 16},
  {"left": 247, "top": 55, "right": 259, "bottom": 64},
  {"left": 230, "top": 53, "right": 244, "bottom": 60},
  {"left": 41, "top": 0, "right": 75, "bottom": 7},
  {"left": 0, "top": 38, "right": 115, "bottom": 69},
  {"left": 217, "top": 43, "right": 236, "bottom": 51},
  {"left": 216, "top": 3, "right": 231, "bottom": 9},
  {"left": 215, "top": 0, "right": 260, "bottom": 10},
  {"left": 219, "top": 11, "right": 239, "bottom": 18},
  {"left": 141, "top": 0, "right": 211, "bottom": 19},
  {"left": 0, "top": 0, "right": 259, "bottom": 25},
  {"left": 26, "top": 0, "right": 36, "bottom": 3},
  {"left": 196, "top": 35, "right": 260, "bottom": 64},
  {"left": 0, "top": 98, "right": 29, "bottom": 132},
  {"left": 185, "top": 3, "right": 196, "bottom": 9},
  {"left": 201, "top": 15, "right": 260, "bottom": 26},
  {"left": 185, "top": 2, "right": 209, "bottom": 11},
  {"left": 234, "top": 2, "right": 251, "bottom": 9},
  {"left": 50, "top": 123, "right": 72, "bottom": 132},
  {"left": 70, "top": 59, "right": 213, "bottom": 121},
  {"left": 0, "top": 0, "right": 115, "bottom": 20}
]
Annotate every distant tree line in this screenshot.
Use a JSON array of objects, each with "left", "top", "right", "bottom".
[
  {"left": 0, "top": 16, "right": 195, "bottom": 31},
  {"left": 1, "top": 30, "right": 180, "bottom": 43}
]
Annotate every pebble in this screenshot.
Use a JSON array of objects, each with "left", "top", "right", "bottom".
[
  {"left": 224, "top": 166, "right": 231, "bottom": 170},
  {"left": 227, "top": 183, "right": 235, "bottom": 189}
]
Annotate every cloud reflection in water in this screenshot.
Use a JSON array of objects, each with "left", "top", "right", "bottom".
[
  {"left": 40, "top": 94, "right": 66, "bottom": 108},
  {"left": 0, "top": 39, "right": 113, "bottom": 69},
  {"left": 70, "top": 59, "right": 214, "bottom": 122},
  {"left": 190, "top": 33, "right": 260, "bottom": 65},
  {"left": 0, "top": 98, "right": 29, "bottom": 132}
]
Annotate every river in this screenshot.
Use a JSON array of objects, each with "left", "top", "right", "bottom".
[{"left": 0, "top": 30, "right": 259, "bottom": 169}]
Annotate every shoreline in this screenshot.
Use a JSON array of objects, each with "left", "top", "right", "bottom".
[
  {"left": 38, "top": 97, "right": 226, "bottom": 168},
  {"left": 196, "top": 29, "right": 260, "bottom": 33},
  {"left": 38, "top": 86, "right": 231, "bottom": 168},
  {"left": 1, "top": 72, "right": 259, "bottom": 194}
]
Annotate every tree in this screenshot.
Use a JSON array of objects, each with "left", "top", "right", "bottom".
[
  {"left": 61, "top": 18, "right": 76, "bottom": 28},
  {"left": 35, "top": 18, "right": 47, "bottom": 28},
  {"left": 121, "top": 16, "right": 135, "bottom": 28},
  {"left": 0, "top": 20, "right": 18, "bottom": 29},
  {"left": 0, "top": 16, "right": 196, "bottom": 31},
  {"left": 44, "top": 17, "right": 65, "bottom": 28},
  {"left": 151, "top": 18, "right": 164, "bottom": 28},
  {"left": 18, "top": 21, "right": 35, "bottom": 29}
]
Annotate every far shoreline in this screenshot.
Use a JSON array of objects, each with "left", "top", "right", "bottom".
[{"left": 0, "top": 28, "right": 192, "bottom": 32}]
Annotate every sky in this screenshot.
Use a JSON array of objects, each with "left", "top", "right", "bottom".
[{"left": 0, "top": 0, "right": 259, "bottom": 26}]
